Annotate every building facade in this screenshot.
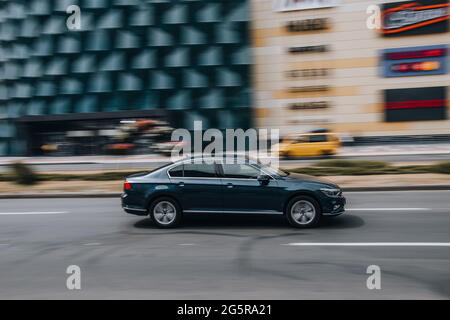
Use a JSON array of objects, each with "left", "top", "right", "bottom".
[
  {"left": 2, "top": 0, "right": 450, "bottom": 156},
  {"left": 0, "top": 0, "right": 252, "bottom": 155},
  {"left": 251, "top": 0, "right": 450, "bottom": 140}
]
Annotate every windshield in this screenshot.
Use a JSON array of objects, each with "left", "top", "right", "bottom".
[{"left": 259, "top": 162, "right": 289, "bottom": 177}]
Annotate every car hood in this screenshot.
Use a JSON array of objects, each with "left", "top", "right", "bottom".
[{"left": 283, "top": 172, "right": 339, "bottom": 188}]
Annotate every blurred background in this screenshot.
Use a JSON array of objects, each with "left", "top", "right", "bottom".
[
  {"left": 0, "top": 0, "right": 449, "bottom": 178},
  {"left": 1, "top": 0, "right": 450, "bottom": 300}
]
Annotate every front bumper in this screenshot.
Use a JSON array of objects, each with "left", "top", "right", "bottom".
[{"left": 321, "top": 196, "right": 346, "bottom": 216}]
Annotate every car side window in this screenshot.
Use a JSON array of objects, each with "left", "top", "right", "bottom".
[
  {"left": 222, "top": 164, "right": 261, "bottom": 179},
  {"left": 309, "top": 135, "right": 328, "bottom": 143},
  {"left": 294, "top": 136, "right": 308, "bottom": 144},
  {"left": 183, "top": 163, "right": 217, "bottom": 178},
  {"left": 168, "top": 164, "right": 183, "bottom": 178}
]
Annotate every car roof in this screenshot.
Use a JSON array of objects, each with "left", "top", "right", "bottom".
[{"left": 173, "top": 153, "right": 258, "bottom": 164}]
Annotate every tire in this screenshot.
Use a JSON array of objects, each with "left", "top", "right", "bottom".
[
  {"left": 283, "top": 152, "right": 295, "bottom": 160},
  {"left": 285, "top": 195, "right": 321, "bottom": 228},
  {"left": 149, "top": 197, "right": 182, "bottom": 228},
  {"left": 321, "top": 150, "right": 334, "bottom": 158}
]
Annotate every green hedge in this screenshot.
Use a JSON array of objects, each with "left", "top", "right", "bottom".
[{"left": 290, "top": 160, "right": 450, "bottom": 176}]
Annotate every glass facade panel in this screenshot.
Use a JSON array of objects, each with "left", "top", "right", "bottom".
[
  {"left": 132, "top": 50, "right": 156, "bottom": 69},
  {"left": 0, "top": 0, "right": 252, "bottom": 155},
  {"left": 72, "top": 54, "right": 95, "bottom": 73},
  {"left": 197, "top": 3, "right": 220, "bottom": 22},
  {"left": 58, "top": 36, "right": 80, "bottom": 54},
  {"left": 99, "top": 52, "right": 124, "bottom": 71},
  {"left": 89, "top": 73, "right": 112, "bottom": 92},
  {"left": 97, "top": 10, "right": 122, "bottom": 29}
]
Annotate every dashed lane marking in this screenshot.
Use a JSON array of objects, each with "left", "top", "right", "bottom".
[
  {"left": 284, "top": 242, "right": 450, "bottom": 247},
  {"left": 0, "top": 211, "right": 68, "bottom": 215}
]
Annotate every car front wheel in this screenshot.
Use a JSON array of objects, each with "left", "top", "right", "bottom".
[
  {"left": 149, "top": 197, "right": 181, "bottom": 228},
  {"left": 286, "top": 196, "right": 321, "bottom": 228}
]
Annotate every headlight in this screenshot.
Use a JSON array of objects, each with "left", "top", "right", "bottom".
[{"left": 320, "top": 188, "right": 342, "bottom": 198}]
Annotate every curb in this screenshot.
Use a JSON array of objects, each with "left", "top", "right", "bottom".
[
  {"left": 1, "top": 185, "right": 450, "bottom": 199},
  {"left": 0, "top": 193, "right": 121, "bottom": 199},
  {"left": 343, "top": 185, "right": 450, "bottom": 192}
]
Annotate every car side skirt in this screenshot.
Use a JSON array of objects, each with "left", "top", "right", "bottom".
[{"left": 183, "top": 210, "right": 284, "bottom": 215}]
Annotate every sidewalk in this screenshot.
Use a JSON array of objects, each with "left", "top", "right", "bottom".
[{"left": 1, "top": 143, "right": 450, "bottom": 165}]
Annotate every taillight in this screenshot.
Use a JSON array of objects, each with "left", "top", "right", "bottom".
[{"left": 124, "top": 181, "right": 132, "bottom": 191}]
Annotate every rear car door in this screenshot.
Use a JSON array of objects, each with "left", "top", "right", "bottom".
[{"left": 169, "top": 162, "right": 223, "bottom": 212}]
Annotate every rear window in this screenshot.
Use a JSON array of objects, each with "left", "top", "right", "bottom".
[{"left": 168, "top": 164, "right": 183, "bottom": 177}]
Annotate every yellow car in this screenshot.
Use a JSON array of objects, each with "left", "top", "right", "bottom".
[{"left": 276, "top": 132, "right": 341, "bottom": 158}]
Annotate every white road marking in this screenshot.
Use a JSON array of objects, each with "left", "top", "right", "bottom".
[
  {"left": 284, "top": 242, "right": 450, "bottom": 247},
  {"left": 347, "top": 208, "right": 430, "bottom": 211},
  {"left": 178, "top": 243, "right": 195, "bottom": 246},
  {"left": 0, "top": 211, "right": 68, "bottom": 215},
  {"left": 345, "top": 190, "right": 450, "bottom": 195},
  {"left": 83, "top": 242, "right": 102, "bottom": 246}
]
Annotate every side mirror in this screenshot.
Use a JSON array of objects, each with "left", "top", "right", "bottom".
[{"left": 257, "top": 174, "right": 271, "bottom": 185}]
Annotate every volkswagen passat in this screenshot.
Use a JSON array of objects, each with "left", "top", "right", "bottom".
[{"left": 122, "top": 156, "right": 346, "bottom": 228}]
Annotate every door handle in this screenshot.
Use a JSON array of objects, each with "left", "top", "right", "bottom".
[
  {"left": 178, "top": 182, "right": 185, "bottom": 187},
  {"left": 226, "top": 183, "right": 234, "bottom": 189}
]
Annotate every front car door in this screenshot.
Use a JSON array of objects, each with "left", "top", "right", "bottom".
[
  {"left": 219, "top": 163, "right": 282, "bottom": 213},
  {"left": 292, "top": 135, "right": 311, "bottom": 157},
  {"left": 308, "top": 134, "right": 329, "bottom": 156}
]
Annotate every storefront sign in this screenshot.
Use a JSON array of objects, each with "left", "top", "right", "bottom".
[
  {"left": 288, "top": 118, "right": 330, "bottom": 125},
  {"left": 288, "top": 45, "right": 329, "bottom": 54},
  {"left": 382, "top": 0, "right": 450, "bottom": 37},
  {"left": 385, "top": 86, "right": 447, "bottom": 122},
  {"left": 286, "top": 18, "right": 329, "bottom": 32},
  {"left": 286, "top": 68, "right": 331, "bottom": 78},
  {"left": 274, "top": 0, "right": 341, "bottom": 12},
  {"left": 382, "top": 45, "right": 448, "bottom": 77},
  {"left": 288, "top": 101, "right": 330, "bottom": 110},
  {"left": 288, "top": 86, "right": 330, "bottom": 93}
]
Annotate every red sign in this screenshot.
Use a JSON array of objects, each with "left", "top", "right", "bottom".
[
  {"left": 382, "top": 0, "right": 450, "bottom": 36},
  {"left": 385, "top": 48, "right": 447, "bottom": 60}
]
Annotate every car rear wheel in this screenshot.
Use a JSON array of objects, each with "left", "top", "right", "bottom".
[
  {"left": 286, "top": 196, "right": 321, "bottom": 228},
  {"left": 150, "top": 197, "right": 181, "bottom": 228}
]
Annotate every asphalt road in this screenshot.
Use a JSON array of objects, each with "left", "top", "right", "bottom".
[{"left": 0, "top": 191, "right": 450, "bottom": 299}]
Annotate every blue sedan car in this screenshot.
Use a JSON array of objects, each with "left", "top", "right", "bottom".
[{"left": 122, "top": 156, "right": 346, "bottom": 228}]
